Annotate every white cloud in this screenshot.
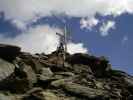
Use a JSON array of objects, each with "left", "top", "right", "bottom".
[
  {"left": 99, "top": 21, "right": 115, "bottom": 36},
  {"left": 0, "top": 0, "right": 133, "bottom": 29},
  {"left": 80, "top": 17, "right": 99, "bottom": 30},
  {"left": 67, "top": 42, "right": 88, "bottom": 54},
  {"left": 122, "top": 35, "right": 128, "bottom": 44},
  {"left": 0, "top": 25, "right": 60, "bottom": 54},
  {"left": 0, "top": 25, "right": 87, "bottom": 54},
  {"left": 12, "top": 20, "right": 27, "bottom": 30}
]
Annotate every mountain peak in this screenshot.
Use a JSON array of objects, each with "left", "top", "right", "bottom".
[{"left": 0, "top": 44, "right": 132, "bottom": 100}]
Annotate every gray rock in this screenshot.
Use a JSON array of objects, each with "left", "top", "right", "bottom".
[
  {"left": 8, "top": 61, "right": 37, "bottom": 93},
  {"left": 62, "top": 82, "right": 109, "bottom": 99},
  {"left": 72, "top": 64, "right": 93, "bottom": 74},
  {"left": 39, "top": 67, "right": 53, "bottom": 76},
  {"left": 53, "top": 75, "right": 65, "bottom": 80},
  {"left": 22, "top": 88, "right": 59, "bottom": 100},
  {"left": 19, "top": 52, "right": 45, "bottom": 73},
  {"left": 51, "top": 77, "right": 76, "bottom": 88},
  {"left": 0, "top": 93, "right": 11, "bottom": 100},
  {"left": 51, "top": 79, "right": 66, "bottom": 87},
  {"left": 55, "top": 72, "right": 75, "bottom": 77},
  {"left": 124, "top": 76, "right": 133, "bottom": 87},
  {"left": 0, "top": 58, "right": 15, "bottom": 81},
  {"left": 0, "top": 93, "right": 12, "bottom": 100},
  {"left": 0, "top": 93, "right": 20, "bottom": 100},
  {"left": 15, "top": 59, "right": 37, "bottom": 86},
  {"left": 25, "top": 87, "right": 43, "bottom": 95},
  {"left": 95, "top": 81, "right": 105, "bottom": 89},
  {"left": 37, "top": 67, "right": 53, "bottom": 81},
  {"left": 30, "top": 59, "right": 45, "bottom": 73},
  {"left": 41, "top": 91, "right": 59, "bottom": 100},
  {"left": 22, "top": 64, "right": 37, "bottom": 85}
]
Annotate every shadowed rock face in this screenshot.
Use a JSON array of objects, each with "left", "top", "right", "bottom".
[
  {"left": 67, "top": 53, "right": 110, "bottom": 77},
  {"left": 0, "top": 44, "right": 132, "bottom": 100},
  {"left": 0, "top": 44, "right": 21, "bottom": 62}
]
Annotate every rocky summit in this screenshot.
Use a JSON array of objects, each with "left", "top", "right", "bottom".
[{"left": 0, "top": 44, "right": 132, "bottom": 100}]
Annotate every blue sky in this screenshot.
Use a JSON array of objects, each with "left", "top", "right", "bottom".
[{"left": 0, "top": 0, "right": 133, "bottom": 75}]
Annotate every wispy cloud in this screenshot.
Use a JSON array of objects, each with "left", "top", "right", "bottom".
[
  {"left": 99, "top": 21, "right": 115, "bottom": 37},
  {"left": 80, "top": 17, "right": 99, "bottom": 30},
  {"left": 122, "top": 35, "right": 128, "bottom": 44}
]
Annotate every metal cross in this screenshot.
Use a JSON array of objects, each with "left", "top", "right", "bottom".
[{"left": 56, "top": 25, "right": 72, "bottom": 65}]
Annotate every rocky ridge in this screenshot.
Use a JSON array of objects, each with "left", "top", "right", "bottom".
[{"left": 0, "top": 44, "right": 132, "bottom": 100}]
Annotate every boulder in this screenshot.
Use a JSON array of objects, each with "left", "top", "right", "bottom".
[
  {"left": 14, "top": 62, "right": 37, "bottom": 89},
  {"left": 22, "top": 64, "right": 37, "bottom": 86},
  {"left": 67, "top": 53, "right": 92, "bottom": 65},
  {"left": 62, "top": 82, "right": 109, "bottom": 99},
  {"left": 37, "top": 67, "right": 53, "bottom": 81},
  {"left": 41, "top": 91, "right": 59, "bottom": 100},
  {"left": 67, "top": 53, "right": 110, "bottom": 77},
  {"left": 4, "top": 60, "right": 37, "bottom": 93},
  {"left": 0, "top": 93, "right": 18, "bottom": 100},
  {"left": 22, "top": 87, "right": 44, "bottom": 99},
  {"left": 0, "top": 58, "right": 15, "bottom": 81},
  {"left": 124, "top": 76, "right": 133, "bottom": 87},
  {"left": 51, "top": 77, "right": 75, "bottom": 88},
  {"left": 0, "top": 44, "right": 21, "bottom": 61},
  {"left": 22, "top": 88, "right": 59, "bottom": 100},
  {"left": 26, "top": 58, "right": 45, "bottom": 73},
  {"left": 55, "top": 72, "right": 75, "bottom": 77},
  {"left": 72, "top": 64, "right": 93, "bottom": 74},
  {"left": 51, "top": 79, "right": 66, "bottom": 88}
]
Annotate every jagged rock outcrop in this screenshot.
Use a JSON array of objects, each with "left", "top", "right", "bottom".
[
  {"left": 0, "top": 44, "right": 132, "bottom": 100},
  {"left": 0, "top": 44, "right": 21, "bottom": 62}
]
